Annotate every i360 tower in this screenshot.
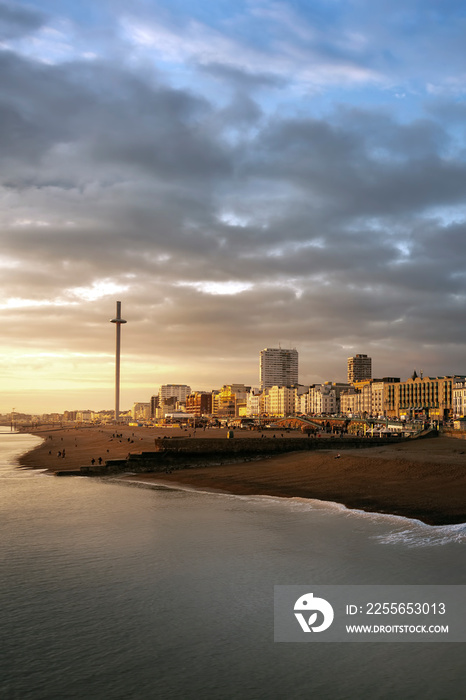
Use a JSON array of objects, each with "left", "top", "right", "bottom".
[{"left": 110, "top": 301, "right": 127, "bottom": 421}]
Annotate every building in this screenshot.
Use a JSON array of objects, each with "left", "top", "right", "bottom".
[
  {"left": 263, "top": 386, "right": 295, "bottom": 417},
  {"left": 347, "top": 354, "right": 372, "bottom": 383},
  {"left": 293, "top": 385, "right": 309, "bottom": 414},
  {"left": 453, "top": 378, "right": 466, "bottom": 418},
  {"left": 341, "top": 378, "right": 399, "bottom": 417},
  {"left": 384, "top": 375, "right": 462, "bottom": 420},
  {"left": 215, "top": 384, "right": 250, "bottom": 418},
  {"left": 132, "top": 402, "right": 150, "bottom": 421},
  {"left": 186, "top": 392, "right": 213, "bottom": 418},
  {"left": 150, "top": 395, "right": 159, "bottom": 419},
  {"left": 309, "top": 384, "right": 337, "bottom": 415},
  {"left": 76, "top": 410, "right": 92, "bottom": 422},
  {"left": 260, "top": 348, "right": 298, "bottom": 390},
  {"left": 64, "top": 411, "right": 77, "bottom": 422},
  {"left": 158, "top": 384, "right": 192, "bottom": 404}
]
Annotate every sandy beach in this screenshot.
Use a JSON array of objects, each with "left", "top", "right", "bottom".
[{"left": 18, "top": 424, "right": 466, "bottom": 525}]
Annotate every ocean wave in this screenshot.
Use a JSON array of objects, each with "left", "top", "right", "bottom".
[
  {"left": 373, "top": 522, "right": 466, "bottom": 547},
  {"left": 100, "top": 475, "right": 466, "bottom": 546}
]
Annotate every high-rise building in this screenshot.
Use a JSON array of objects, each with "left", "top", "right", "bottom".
[
  {"left": 186, "top": 392, "right": 213, "bottom": 417},
  {"left": 260, "top": 348, "right": 299, "bottom": 390},
  {"left": 158, "top": 384, "right": 192, "bottom": 403},
  {"left": 347, "top": 354, "right": 372, "bottom": 383},
  {"left": 150, "top": 395, "right": 159, "bottom": 419}
]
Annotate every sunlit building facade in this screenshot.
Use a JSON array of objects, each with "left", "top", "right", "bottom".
[
  {"left": 384, "top": 375, "right": 462, "bottom": 420},
  {"left": 347, "top": 354, "right": 372, "bottom": 383},
  {"left": 186, "top": 392, "right": 213, "bottom": 417},
  {"left": 260, "top": 348, "right": 298, "bottom": 390},
  {"left": 159, "top": 384, "right": 192, "bottom": 403}
]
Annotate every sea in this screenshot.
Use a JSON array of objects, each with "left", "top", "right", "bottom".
[{"left": 0, "top": 428, "right": 465, "bottom": 700}]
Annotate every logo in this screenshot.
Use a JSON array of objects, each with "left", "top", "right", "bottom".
[{"left": 294, "top": 592, "right": 334, "bottom": 633}]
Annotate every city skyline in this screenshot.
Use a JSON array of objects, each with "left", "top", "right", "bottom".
[
  {"left": 2, "top": 1, "right": 466, "bottom": 413},
  {"left": 3, "top": 342, "right": 464, "bottom": 417}
]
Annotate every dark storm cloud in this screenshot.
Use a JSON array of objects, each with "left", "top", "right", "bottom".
[
  {"left": 0, "top": 1, "right": 45, "bottom": 40},
  {"left": 2, "top": 6, "right": 466, "bottom": 402},
  {"left": 199, "top": 63, "right": 286, "bottom": 91}
]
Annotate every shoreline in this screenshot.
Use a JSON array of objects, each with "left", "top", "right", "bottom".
[
  {"left": 112, "top": 475, "right": 458, "bottom": 530},
  {"left": 17, "top": 425, "right": 466, "bottom": 526}
]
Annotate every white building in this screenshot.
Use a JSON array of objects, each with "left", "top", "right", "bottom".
[
  {"left": 294, "top": 385, "right": 309, "bottom": 414},
  {"left": 300, "top": 382, "right": 351, "bottom": 415},
  {"left": 132, "top": 402, "right": 151, "bottom": 420},
  {"left": 76, "top": 410, "right": 92, "bottom": 422},
  {"left": 246, "top": 389, "right": 262, "bottom": 417},
  {"left": 348, "top": 380, "right": 388, "bottom": 417},
  {"left": 263, "top": 386, "right": 295, "bottom": 417},
  {"left": 159, "top": 384, "right": 192, "bottom": 403},
  {"left": 308, "top": 384, "right": 338, "bottom": 415},
  {"left": 260, "top": 348, "right": 298, "bottom": 390},
  {"left": 340, "top": 388, "right": 360, "bottom": 416},
  {"left": 453, "top": 378, "right": 466, "bottom": 418}
]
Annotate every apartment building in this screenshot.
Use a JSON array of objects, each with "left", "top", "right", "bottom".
[
  {"left": 453, "top": 378, "right": 466, "bottom": 418},
  {"left": 384, "top": 375, "right": 461, "bottom": 420},
  {"left": 132, "top": 402, "right": 150, "bottom": 420},
  {"left": 347, "top": 354, "right": 372, "bottom": 383},
  {"left": 340, "top": 379, "right": 398, "bottom": 417},
  {"left": 185, "top": 392, "right": 213, "bottom": 417},
  {"left": 263, "top": 385, "right": 295, "bottom": 417},
  {"left": 260, "top": 348, "right": 298, "bottom": 390},
  {"left": 158, "top": 384, "right": 192, "bottom": 403},
  {"left": 215, "top": 384, "right": 250, "bottom": 417},
  {"left": 246, "top": 389, "right": 262, "bottom": 418}
]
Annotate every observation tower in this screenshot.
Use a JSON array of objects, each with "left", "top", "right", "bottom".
[{"left": 110, "top": 301, "right": 127, "bottom": 421}]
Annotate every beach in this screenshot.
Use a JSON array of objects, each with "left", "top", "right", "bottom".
[{"left": 18, "top": 424, "right": 466, "bottom": 525}]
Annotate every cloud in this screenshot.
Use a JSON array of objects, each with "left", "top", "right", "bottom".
[
  {"left": 0, "top": 1, "right": 46, "bottom": 40},
  {"left": 2, "top": 0, "right": 466, "bottom": 412}
]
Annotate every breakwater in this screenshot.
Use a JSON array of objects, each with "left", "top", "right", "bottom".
[
  {"left": 443, "top": 429, "right": 466, "bottom": 440},
  {"left": 55, "top": 435, "right": 411, "bottom": 476}
]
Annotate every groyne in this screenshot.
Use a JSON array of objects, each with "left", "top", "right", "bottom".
[{"left": 55, "top": 434, "right": 416, "bottom": 476}]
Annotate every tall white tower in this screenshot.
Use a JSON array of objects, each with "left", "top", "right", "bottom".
[{"left": 110, "top": 301, "right": 127, "bottom": 421}]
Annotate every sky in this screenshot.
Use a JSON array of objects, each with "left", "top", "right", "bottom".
[{"left": 2, "top": 0, "right": 466, "bottom": 414}]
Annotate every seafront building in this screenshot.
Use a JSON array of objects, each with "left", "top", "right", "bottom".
[
  {"left": 150, "top": 395, "right": 159, "bottom": 418},
  {"left": 51, "top": 346, "right": 466, "bottom": 425},
  {"left": 132, "top": 402, "right": 150, "bottom": 421},
  {"left": 383, "top": 374, "right": 466, "bottom": 420},
  {"left": 159, "top": 384, "right": 192, "bottom": 403},
  {"left": 260, "top": 348, "right": 299, "bottom": 390},
  {"left": 296, "top": 383, "right": 346, "bottom": 416},
  {"left": 340, "top": 378, "right": 400, "bottom": 417},
  {"left": 347, "top": 354, "right": 372, "bottom": 383},
  {"left": 186, "top": 392, "right": 213, "bottom": 418},
  {"left": 453, "top": 378, "right": 466, "bottom": 418},
  {"left": 262, "top": 385, "right": 295, "bottom": 417},
  {"left": 215, "top": 384, "right": 250, "bottom": 418},
  {"left": 246, "top": 389, "right": 262, "bottom": 418}
]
